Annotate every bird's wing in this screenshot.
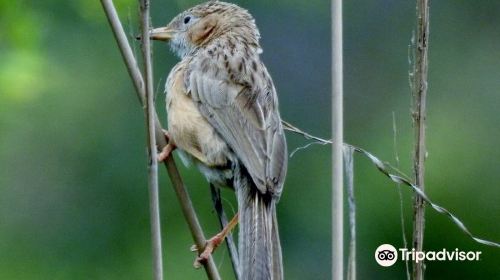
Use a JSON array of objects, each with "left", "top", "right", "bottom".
[{"left": 185, "top": 49, "right": 287, "bottom": 196}]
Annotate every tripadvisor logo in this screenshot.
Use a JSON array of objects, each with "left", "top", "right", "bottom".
[
  {"left": 375, "top": 244, "right": 398, "bottom": 267},
  {"left": 375, "top": 244, "right": 482, "bottom": 267}
]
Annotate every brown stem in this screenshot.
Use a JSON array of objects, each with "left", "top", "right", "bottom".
[
  {"left": 100, "top": 1, "right": 221, "bottom": 279},
  {"left": 412, "top": 0, "right": 430, "bottom": 279},
  {"left": 139, "top": 0, "right": 163, "bottom": 279}
]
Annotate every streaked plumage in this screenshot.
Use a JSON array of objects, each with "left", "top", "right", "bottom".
[{"left": 152, "top": 2, "right": 287, "bottom": 279}]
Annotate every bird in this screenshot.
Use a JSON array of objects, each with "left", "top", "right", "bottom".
[{"left": 150, "top": 1, "right": 287, "bottom": 279}]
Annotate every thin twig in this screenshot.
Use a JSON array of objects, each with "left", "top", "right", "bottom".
[
  {"left": 412, "top": 0, "right": 430, "bottom": 279},
  {"left": 289, "top": 141, "right": 328, "bottom": 158},
  {"left": 331, "top": 0, "right": 344, "bottom": 279},
  {"left": 139, "top": 0, "right": 163, "bottom": 279},
  {"left": 392, "top": 112, "right": 410, "bottom": 280},
  {"left": 210, "top": 184, "right": 240, "bottom": 279},
  {"left": 283, "top": 121, "right": 500, "bottom": 248},
  {"left": 351, "top": 145, "right": 500, "bottom": 249},
  {"left": 100, "top": 1, "right": 221, "bottom": 279},
  {"left": 282, "top": 120, "right": 331, "bottom": 145},
  {"left": 344, "top": 146, "right": 356, "bottom": 280}
]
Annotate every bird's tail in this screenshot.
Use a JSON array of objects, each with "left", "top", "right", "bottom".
[{"left": 237, "top": 178, "right": 283, "bottom": 280}]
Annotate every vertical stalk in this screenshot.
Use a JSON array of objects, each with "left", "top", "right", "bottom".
[
  {"left": 139, "top": 0, "right": 163, "bottom": 279},
  {"left": 392, "top": 113, "right": 411, "bottom": 280},
  {"left": 100, "top": 1, "right": 221, "bottom": 278},
  {"left": 331, "top": 0, "right": 344, "bottom": 279},
  {"left": 412, "top": 0, "right": 430, "bottom": 279},
  {"left": 344, "top": 146, "right": 355, "bottom": 280}
]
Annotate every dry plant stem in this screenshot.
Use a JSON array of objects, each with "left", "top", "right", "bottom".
[
  {"left": 100, "top": 1, "right": 221, "bottom": 279},
  {"left": 139, "top": 0, "right": 163, "bottom": 279},
  {"left": 392, "top": 113, "right": 411, "bottom": 280},
  {"left": 283, "top": 123, "right": 500, "bottom": 248},
  {"left": 412, "top": 0, "right": 430, "bottom": 279},
  {"left": 210, "top": 184, "right": 240, "bottom": 279},
  {"left": 344, "top": 146, "right": 356, "bottom": 280},
  {"left": 331, "top": 0, "right": 344, "bottom": 279}
]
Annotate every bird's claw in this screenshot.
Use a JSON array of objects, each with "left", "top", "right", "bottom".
[
  {"left": 157, "top": 143, "right": 176, "bottom": 162},
  {"left": 190, "top": 244, "right": 198, "bottom": 252},
  {"left": 157, "top": 129, "right": 176, "bottom": 162},
  {"left": 161, "top": 129, "right": 170, "bottom": 142},
  {"left": 191, "top": 236, "right": 223, "bottom": 269}
]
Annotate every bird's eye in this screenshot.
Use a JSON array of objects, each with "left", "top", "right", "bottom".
[{"left": 183, "top": 16, "right": 191, "bottom": 24}]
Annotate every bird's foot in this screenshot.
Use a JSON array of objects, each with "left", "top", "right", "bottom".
[
  {"left": 157, "top": 129, "right": 176, "bottom": 162},
  {"left": 191, "top": 213, "right": 240, "bottom": 268},
  {"left": 191, "top": 234, "right": 225, "bottom": 268}
]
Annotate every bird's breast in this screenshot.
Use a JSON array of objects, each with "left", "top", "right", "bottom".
[{"left": 165, "top": 62, "right": 231, "bottom": 171}]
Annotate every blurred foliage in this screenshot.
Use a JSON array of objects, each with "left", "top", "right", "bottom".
[{"left": 0, "top": 0, "right": 499, "bottom": 279}]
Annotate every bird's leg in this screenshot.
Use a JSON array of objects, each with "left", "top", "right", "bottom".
[
  {"left": 192, "top": 212, "right": 240, "bottom": 268},
  {"left": 210, "top": 184, "right": 240, "bottom": 275},
  {"left": 158, "top": 129, "right": 176, "bottom": 161}
]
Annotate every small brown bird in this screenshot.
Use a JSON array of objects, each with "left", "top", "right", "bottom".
[{"left": 151, "top": 1, "right": 287, "bottom": 279}]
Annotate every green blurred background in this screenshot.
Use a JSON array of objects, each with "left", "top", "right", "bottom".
[{"left": 1, "top": 0, "right": 499, "bottom": 279}]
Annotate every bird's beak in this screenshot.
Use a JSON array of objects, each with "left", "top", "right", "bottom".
[{"left": 149, "top": 27, "right": 175, "bottom": 41}]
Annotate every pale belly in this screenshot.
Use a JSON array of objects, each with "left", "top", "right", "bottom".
[
  {"left": 167, "top": 91, "right": 229, "bottom": 167},
  {"left": 165, "top": 62, "right": 233, "bottom": 186}
]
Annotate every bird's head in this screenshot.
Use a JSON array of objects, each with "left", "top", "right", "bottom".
[{"left": 150, "top": 1, "right": 261, "bottom": 58}]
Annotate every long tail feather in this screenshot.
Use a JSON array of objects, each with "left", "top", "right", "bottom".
[
  {"left": 271, "top": 209, "right": 283, "bottom": 280},
  {"left": 236, "top": 176, "right": 282, "bottom": 280}
]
